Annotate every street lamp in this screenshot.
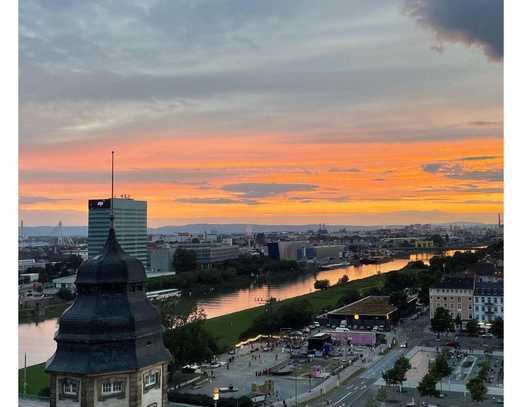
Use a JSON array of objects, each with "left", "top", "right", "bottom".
[{"left": 213, "top": 387, "right": 220, "bottom": 407}]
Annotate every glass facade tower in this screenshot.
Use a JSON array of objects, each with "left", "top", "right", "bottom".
[{"left": 88, "top": 198, "right": 148, "bottom": 267}]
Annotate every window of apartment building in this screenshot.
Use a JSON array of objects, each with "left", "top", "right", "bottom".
[{"left": 457, "top": 297, "right": 461, "bottom": 303}]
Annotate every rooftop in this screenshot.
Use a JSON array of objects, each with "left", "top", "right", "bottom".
[
  {"left": 474, "top": 280, "right": 503, "bottom": 297},
  {"left": 432, "top": 277, "right": 475, "bottom": 290},
  {"left": 327, "top": 296, "right": 397, "bottom": 317}
]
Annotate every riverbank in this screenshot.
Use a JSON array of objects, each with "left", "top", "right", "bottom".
[{"left": 203, "top": 271, "right": 393, "bottom": 351}]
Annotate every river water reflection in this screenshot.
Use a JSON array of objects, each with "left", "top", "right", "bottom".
[{"left": 18, "top": 250, "right": 468, "bottom": 367}]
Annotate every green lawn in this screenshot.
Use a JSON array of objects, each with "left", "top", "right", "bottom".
[
  {"left": 18, "top": 362, "right": 48, "bottom": 396},
  {"left": 204, "top": 272, "right": 388, "bottom": 351}
]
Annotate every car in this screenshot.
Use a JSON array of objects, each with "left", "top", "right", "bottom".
[
  {"left": 400, "top": 342, "right": 408, "bottom": 348},
  {"left": 435, "top": 393, "right": 446, "bottom": 398},
  {"left": 446, "top": 341, "right": 459, "bottom": 348},
  {"left": 481, "top": 333, "right": 494, "bottom": 338}
]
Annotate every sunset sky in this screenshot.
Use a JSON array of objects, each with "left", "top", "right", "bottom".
[{"left": 19, "top": 0, "right": 503, "bottom": 227}]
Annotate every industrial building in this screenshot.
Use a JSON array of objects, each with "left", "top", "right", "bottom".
[
  {"left": 323, "top": 296, "right": 400, "bottom": 331},
  {"left": 150, "top": 242, "right": 240, "bottom": 271},
  {"left": 267, "top": 241, "right": 309, "bottom": 260}
]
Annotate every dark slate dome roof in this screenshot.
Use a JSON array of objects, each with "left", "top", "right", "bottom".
[
  {"left": 75, "top": 227, "right": 146, "bottom": 284},
  {"left": 46, "top": 227, "right": 171, "bottom": 375}
]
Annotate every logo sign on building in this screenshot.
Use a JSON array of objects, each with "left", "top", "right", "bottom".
[{"left": 88, "top": 199, "right": 111, "bottom": 209}]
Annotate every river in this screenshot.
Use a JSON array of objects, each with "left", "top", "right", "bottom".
[{"left": 18, "top": 249, "right": 470, "bottom": 367}]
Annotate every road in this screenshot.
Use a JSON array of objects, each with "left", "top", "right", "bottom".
[{"left": 308, "top": 311, "right": 433, "bottom": 407}]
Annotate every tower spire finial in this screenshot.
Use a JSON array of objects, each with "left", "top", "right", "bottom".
[{"left": 111, "top": 151, "right": 115, "bottom": 228}]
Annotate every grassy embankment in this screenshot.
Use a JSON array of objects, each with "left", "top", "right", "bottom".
[
  {"left": 204, "top": 272, "right": 389, "bottom": 351},
  {"left": 18, "top": 363, "right": 48, "bottom": 397}
]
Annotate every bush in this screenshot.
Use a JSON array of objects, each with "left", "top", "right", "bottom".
[
  {"left": 56, "top": 287, "right": 75, "bottom": 301},
  {"left": 314, "top": 279, "right": 330, "bottom": 290}
]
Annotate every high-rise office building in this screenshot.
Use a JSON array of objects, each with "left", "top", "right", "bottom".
[{"left": 88, "top": 197, "right": 148, "bottom": 266}]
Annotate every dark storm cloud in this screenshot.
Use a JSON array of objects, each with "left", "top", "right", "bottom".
[
  {"left": 404, "top": 0, "right": 503, "bottom": 61},
  {"left": 221, "top": 183, "right": 318, "bottom": 198}
]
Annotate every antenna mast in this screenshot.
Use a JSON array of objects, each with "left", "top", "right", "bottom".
[{"left": 111, "top": 151, "right": 115, "bottom": 227}]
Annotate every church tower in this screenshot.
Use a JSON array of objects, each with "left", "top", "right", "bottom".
[{"left": 45, "top": 226, "right": 171, "bottom": 406}]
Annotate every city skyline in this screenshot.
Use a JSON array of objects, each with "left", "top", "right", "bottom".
[{"left": 19, "top": 0, "right": 503, "bottom": 227}]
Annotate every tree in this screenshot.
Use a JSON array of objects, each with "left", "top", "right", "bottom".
[
  {"left": 338, "top": 274, "right": 349, "bottom": 284},
  {"left": 159, "top": 304, "right": 218, "bottom": 366},
  {"left": 56, "top": 287, "right": 75, "bottom": 301},
  {"left": 389, "top": 291, "right": 408, "bottom": 310},
  {"left": 491, "top": 318, "right": 503, "bottom": 338},
  {"left": 431, "top": 352, "right": 452, "bottom": 380},
  {"left": 364, "top": 396, "right": 378, "bottom": 407},
  {"left": 465, "top": 319, "right": 480, "bottom": 337},
  {"left": 375, "top": 386, "right": 387, "bottom": 402},
  {"left": 431, "top": 307, "right": 454, "bottom": 333},
  {"left": 466, "top": 377, "right": 488, "bottom": 402},
  {"left": 417, "top": 372, "right": 438, "bottom": 397},
  {"left": 314, "top": 279, "right": 330, "bottom": 290},
  {"left": 454, "top": 314, "right": 462, "bottom": 330},
  {"left": 173, "top": 248, "right": 198, "bottom": 273},
  {"left": 382, "top": 356, "right": 411, "bottom": 390},
  {"left": 477, "top": 359, "right": 491, "bottom": 381},
  {"left": 430, "top": 234, "right": 444, "bottom": 247}
]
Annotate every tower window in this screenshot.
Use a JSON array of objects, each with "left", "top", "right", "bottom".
[
  {"left": 63, "top": 381, "right": 78, "bottom": 395},
  {"left": 58, "top": 378, "right": 80, "bottom": 401},
  {"left": 97, "top": 377, "right": 126, "bottom": 401},
  {"left": 143, "top": 369, "right": 161, "bottom": 393}
]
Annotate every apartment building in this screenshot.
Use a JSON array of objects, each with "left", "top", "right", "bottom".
[{"left": 429, "top": 277, "right": 475, "bottom": 321}]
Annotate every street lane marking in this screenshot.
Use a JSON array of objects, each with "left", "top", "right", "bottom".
[{"left": 334, "top": 391, "right": 352, "bottom": 405}]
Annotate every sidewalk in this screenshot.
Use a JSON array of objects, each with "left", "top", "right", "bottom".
[{"left": 271, "top": 362, "right": 364, "bottom": 407}]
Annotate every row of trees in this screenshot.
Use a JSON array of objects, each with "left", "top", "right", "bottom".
[
  {"left": 431, "top": 307, "right": 503, "bottom": 338},
  {"left": 240, "top": 299, "right": 314, "bottom": 339},
  {"left": 466, "top": 359, "right": 491, "bottom": 402},
  {"left": 157, "top": 301, "right": 219, "bottom": 366},
  {"left": 417, "top": 352, "right": 453, "bottom": 398},
  {"left": 382, "top": 356, "right": 411, "bottom": 391}
]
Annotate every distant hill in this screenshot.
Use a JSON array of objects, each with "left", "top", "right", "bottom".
[
  {"left": 149, "top": 224, "right": 375, "bottom": 234},
  {"left": 20, "top": 226, "right": 88, "bottom": 237},
  {"left": 20, "top": 222, "right": 492, "bottom": 237}
]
